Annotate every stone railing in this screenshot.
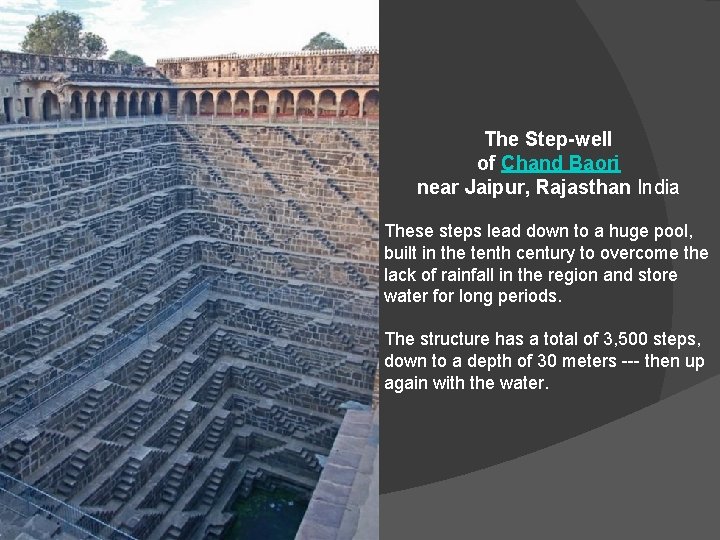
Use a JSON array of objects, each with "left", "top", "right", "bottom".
[
  {"left": 0, "top": 114, "right": 379, "bottom": 138},
  {"left": 156, "top": 47, "right": 378, "bottom": 63},
  {"left": 0, "top": 470, "right": 137, "bottom": 539},
  {"left": 156, "top": 48, "right": 379, "bottom": 80},
  {"left": 0, "top": 50, "right": 150, "bottom": 77},
  {"left": 0, "top": 279, "right": 211, "bottom": 436}
]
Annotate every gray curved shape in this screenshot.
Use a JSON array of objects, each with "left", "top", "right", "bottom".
[
  {"left": 576, "top": 0, "right": 720, "bottom": 398},
  {"left": 382, "top": 374, "right": 720, "bottom": 538},
  {"left": 380, "top": 0, "right": 671, "bottom": 494}
]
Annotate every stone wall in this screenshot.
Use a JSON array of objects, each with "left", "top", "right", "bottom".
[
  {"left": 156, "top": 48, "right": 379, "bottom": 80},
  {"left": 0, "top": 50, "right": 146, "bottom": 77},
  {"left": 0, "top": 120, "right": 378, "bottom": 539},
  {"left": 1, "top": 48, "right": 378, "bottom": 124}
]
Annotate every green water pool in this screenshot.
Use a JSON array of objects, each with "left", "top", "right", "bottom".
[{"left": 223, "top": 487, "right": 309, "bottom": 540}]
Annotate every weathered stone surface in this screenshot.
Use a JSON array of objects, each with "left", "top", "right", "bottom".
[
  {"left": 1, "top": 49, "right": 378, "bottom": 124},
  {"left": 0, "top": 121, "right": 378, "bottom": 538}
]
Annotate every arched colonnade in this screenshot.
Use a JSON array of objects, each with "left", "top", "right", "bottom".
[{"left": 178, "top": 87, "right": 379, "bottom": 119}]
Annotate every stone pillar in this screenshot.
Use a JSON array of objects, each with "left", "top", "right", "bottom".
[
  {"left": 267, "top": 89, "right": 278, "bottom": 121},
  {"left": 60, "top": 98, "right": 71, "bottom": 121},
  {"left": 269, "top": 101, "right": 276, "bottom": 121},
  {"left": 231, "top": 96, "right": 235, "bottom": 117},
  {"left": 358, "top": 89, "right": 365, "bottom": 118},
  {"left": 80, "top": 92, "right": 86, "bottom": 120},
  {"left": 108, "top": 92, "right": 117, "bottom": 119},
  {"left": 249, "top": 99, "right": 254, "bottom": 119},
  {"left": 31, "top": 94, "right": 41, "bottom": 121}
]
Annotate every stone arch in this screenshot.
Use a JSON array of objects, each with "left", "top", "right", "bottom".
[
  {"left": 363, "top": 89, "right": 379, "bottom": 117},
  {"left": 99, "top": 91, "right": 111, "bottom": 118},
  {"left": 140, "top": 91, "right": 151, "bottom": 116},
  {"left": 85, "top": 90, "right": 98, "bottom": 119},
  {"left": 253, "top": 90, "right": 269, "bottom": 115},
  {"left": 153, "top": 92, "right": 163, "bottom": 115},
  {"left": 42, "top": 91, "right": 60, "bottom": 121},
  {"left": 129, "top": 91, "right": 139, "bottom": 116},
  {"left": 276, "top": 90, "right": 294, "bottom": 116},
  {"left": 70, "top": 90, "right": 83, "bottom": 119},
  {"left": 199, "top": 91, "right": 214, "bottom": 115},
  {"left": 297, "top": 90, "right": 315, "bottom": 117},
  {"left": 340, "top": 90, "right": 360, "bottom": 117},
  {"left": 234, "top": 91, "right": 250, "bottom": 116},
  {"left": 116, "top": 91, "right": 127, "bottom": 117},
  {"left": 318, "top": 89, "right": 337, "bottom": 116},
  {"left": 216, "top": 91, "right": 232, "bottom": 115},
  {"left": 181, "top": 91, "right": 197, "bottom": 115}
]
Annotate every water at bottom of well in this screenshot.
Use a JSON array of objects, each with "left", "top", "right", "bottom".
[{"left": 224, "top": 487, "right": 309, "bottom": 540}]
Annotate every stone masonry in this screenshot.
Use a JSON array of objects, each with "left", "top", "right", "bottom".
[
  {"left": 1, "top": 49, "right": 378, "bottom": 124},
  {"left": 0, "top": 121, "right": 379, "bottom": 539}
]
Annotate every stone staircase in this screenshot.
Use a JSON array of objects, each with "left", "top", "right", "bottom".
[
  {"left": 130, "top": 351, "right": 156, "bottom": 386},
  {"left": 86, "top": 288, "right": 112, "bottom": 323},
  {"left": 0, "top": 438, "right": 28, "bottom": 474},
  {"left": 166, "top": 409, "right": 191, "bottom": 447},
  {"left": 93, "top": 249, "right": 118, "bottom": 281},
  {"left": 0, "top": 123, "right": 377, "bottom": 539},
  {"left": 56, "top": 450, "right": 89, "bottom": 497},
  {"left": 101, "top": 213, "right": 126, "bottom": 242},
  {"left": 123, "top": 400, "right": 152, "bottom": 439},
  {"left": 161, "top": 512, "right": 205, "bottom": 540},
  {"left": 339, "top": 128, "right": 379, "bottom": 172},
  {"left": 71, "top": 389, "right": 102, "bottom": 431},
  {"left": 197, "top": 467, "right": 225, "bottom": 507},
  {"left": 157, "top": 456, "right": 208, "bottom": 506},
  {"left": 137, "top": 263, "right": 159, "bottom": 293},
  {"left": 113, "top": 458, "right": 142, "bottom": 502},
  {"left": 62, "top": 195, "right": 83, "bottom": 222}
]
